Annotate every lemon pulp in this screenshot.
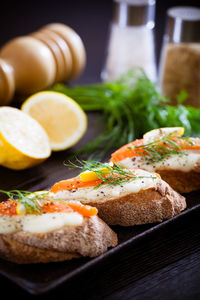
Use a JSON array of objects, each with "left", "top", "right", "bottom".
[
  {"left": 0, "top": 107, "right": 51, "bottom": 170},
  {"left": 21, "top": 91, "right": 87, "bottom": 151}
]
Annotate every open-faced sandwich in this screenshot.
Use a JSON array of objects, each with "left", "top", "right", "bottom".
[
  {"left": 0, "top": 191, "right": 117, "bottom": 264},
  {"left": 110, "top": 127, "right": 200, "bottom": 193},
  {"left": 50, "top": 161, "right": 186, "bottom": 226}
]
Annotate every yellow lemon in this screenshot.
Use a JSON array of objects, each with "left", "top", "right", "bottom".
[
  {"left": 80, "top": 167, "right": 111, "bottom": 182},
  {"left": 16, "top": 202, "right": 26, "bottom": 215},
  {"left": 16, "top": 191, "right": 51, "bottom": 215},
  {"left": 143, "top": 127, "right": 184, "bottom": 144},
  {"left": 0, "top": 107, "right": 51, "bottom": 170},
  {"left": 21, "top": 91, "right": 87, "bottom": 151},
  {"left": 80, "top": 171, "right": 98, "bottom": 182}
]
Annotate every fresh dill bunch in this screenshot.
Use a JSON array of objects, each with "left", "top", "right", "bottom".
[
  {"left": 128, "top": 135, "right": 190, "bottom": 164},
  {"left": 51, "top": 67, "right": 200, "bottom": 159},
  {"left": 0, "top": 190, "right": 49, "bottom": 214},
  {"left": 65, "top": 159, "right": 157, "bottom": 187}
]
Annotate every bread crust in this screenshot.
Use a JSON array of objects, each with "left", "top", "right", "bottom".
[
  {"left": 0, "top": 236, "right": 80, "bottom": 264},
  {"left": 157, "top": 169, "right": 200, "bottom": 194},
  {"left": 112, "top": 140, "right": 200, "bottom": 194},
  {"left": 65, "top": 179, "right": 186, "bottom": 226},
  {"left": 0, "top": 216, "right": 118, "bottom": 264}
]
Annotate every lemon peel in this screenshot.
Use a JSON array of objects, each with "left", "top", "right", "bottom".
[{"left": 0, "top": 107, "right": 51, "bottom": 170}]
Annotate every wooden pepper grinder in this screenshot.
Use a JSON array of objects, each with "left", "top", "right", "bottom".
[{"left": 0, "top": 23, "right": 86, "bottom": 105}]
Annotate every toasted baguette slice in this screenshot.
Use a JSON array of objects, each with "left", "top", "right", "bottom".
[
  {"left": 51, "top": 173, "right": 186, "bottom": 226},
  {"left": 0, "top": 236, "right": 80, "bottom": 264},
  {"left": 156, "top": 170, "right": 200, "bottom": 194},
  {"left": 83, "top": 179, "right": 186, "bottom": 226},
  {"left": 110, "top": 136, "right": 200, "bottom": 194},
  {"left": 114, "top": 156, "right": 200, "bottom": 194},
  {"left": 0, "top": 215, "right": 117, "bottom": 264}
]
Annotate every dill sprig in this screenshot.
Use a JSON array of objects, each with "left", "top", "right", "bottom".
[
  {"left": 51, "top": 67, "right": 200, "bottom": 159},
  {"left": 65, "top": 159, "right": 156, "bottom": 187},
  {"left": 0, "top": 190, "right": 49, "bottom": 214},
  {"left": 128, "top": 135, "right": 190, "bottom": 164}
]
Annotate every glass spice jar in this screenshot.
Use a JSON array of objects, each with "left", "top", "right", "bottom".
[
  {"left": 101, "top": 0, "right": 157, "bottom": 83},
  {"left": 158, "top": 6, "right": 200, "bottom": 107}
]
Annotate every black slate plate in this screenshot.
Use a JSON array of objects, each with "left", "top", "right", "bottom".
[{"left": 0, "top": 191, "right": 199, "bottom": 295}]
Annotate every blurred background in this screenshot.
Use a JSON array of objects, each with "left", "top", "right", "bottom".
[{"left": 0, "top": 0, "right": 199, "bottom": 84}]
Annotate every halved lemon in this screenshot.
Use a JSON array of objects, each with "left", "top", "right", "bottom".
[
  {"left": 0, "top": 107, "right": 51, "bottom": 170},
  {"left": 21, "top": 91, "right": 87, "bottom": 151},
  {"left": 143, "top": 127, "right": 184, "bottom": 144}
]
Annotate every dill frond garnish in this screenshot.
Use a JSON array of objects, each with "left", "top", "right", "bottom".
[
  {"left": 0, "top": 189, "right": 96, "bottom": 215},
  {"left": 128, "top": 135, "right": 190, "bottom": 164},
  {"left": 51, "top": 67, "right": 200, "bottom": 159},
  {"left": 0, "top": 190, "right": 49, "bottom": 214},
  {"left": 65, "top": 159, "right": 156, "bottom": 187}
]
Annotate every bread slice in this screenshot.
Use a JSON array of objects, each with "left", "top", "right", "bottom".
[
  {"left": 0, "top": 216, "right": 117, "bottom": 264},
  {"left": 110, "top": 137, "right": 200, "bottom": 194},
  {"left": 52, "top": 177, "right": 186, "bottom": 226},
  {"left": 158, "top": 169, "right": 200, "bottom": 194},
  {"left": 114, "top": 156, "right": 200, "bottom": 194},
  {"left": 0, "top": 236, "right": 80, "bottom": 264}
]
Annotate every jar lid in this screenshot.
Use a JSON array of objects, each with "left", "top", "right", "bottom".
[
  {"left": 166, "top": 6, "right": 200, "bottom": 43},
  {"left": 113, "top": 0, "right": 156, "bottom": 27}
]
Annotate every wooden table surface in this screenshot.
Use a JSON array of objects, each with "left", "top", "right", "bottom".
[{"left": 0, "top": 0, "right": 200, "bottom": 298}]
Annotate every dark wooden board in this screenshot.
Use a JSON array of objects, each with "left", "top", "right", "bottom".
[{"left": 0, "top": 112, "right": 200, "bottom": 295}]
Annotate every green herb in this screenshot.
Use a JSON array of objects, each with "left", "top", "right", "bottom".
[
  {"left": 65, "top": 159, "right": 157, "bottom": 187},
  {"left": 52, "top": 68, "right": 200, "bottom": 159},
  {"left": 0, "top": 190, "right": 48, "bottom": 214},
  {"left": 177, "top": 90, "right": 188, "bottom": 104},
  {"left": 0, "top": 190, "right": 89, "bottom": 214},
  {"left": 128, "top": 135, "right": 188, "bottom": 164}
]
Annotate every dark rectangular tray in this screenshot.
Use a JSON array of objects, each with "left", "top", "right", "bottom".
[
  {"left": 0, "top": 191, "right": 200, "bottom": 295},
  {"left": 1, "top": 113, "right": 200, "bottom": 296}
]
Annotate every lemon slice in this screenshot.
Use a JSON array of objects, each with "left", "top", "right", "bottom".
[
  {"left": 143, "top": 127, "right": 184, "bottom": 144},
  {"left": 21, "top": 91, "right": 87, "bottom": 151},
  {"left": 0, "top": 107, "right": 51, "bottom": 170}
]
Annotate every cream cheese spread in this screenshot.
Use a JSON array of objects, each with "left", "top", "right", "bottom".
[
  {"left": 0, "top": 212, "right": 83, "bottom": 234},
  {"left": 119, "top": 151, "right": 200, "bottom": 172},
  {"left": 53, "top": 169, "right": 159, "bottom": 202}
]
